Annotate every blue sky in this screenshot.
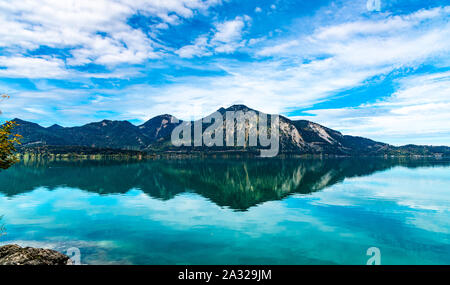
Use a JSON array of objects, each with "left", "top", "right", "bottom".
[{"left": 0, "top": 0, "right": 449, "bottom": 145}]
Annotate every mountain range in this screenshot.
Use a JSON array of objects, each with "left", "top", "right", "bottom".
[{"left": 10, "top": 105, "right": 450, "bottom": 157}]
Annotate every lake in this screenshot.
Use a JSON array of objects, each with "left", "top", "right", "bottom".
[{"left": 0, "top": 157, "right": 449, "bottom": 265}]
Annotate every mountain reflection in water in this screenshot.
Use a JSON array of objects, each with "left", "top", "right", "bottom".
[{"left": 1, "top": 157, "right": 448, "bottom": 210}]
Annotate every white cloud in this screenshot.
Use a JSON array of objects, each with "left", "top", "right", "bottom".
[
  {"left": 175, "top": 15, "right": 251, "bottom": 57},
  {"left": 0, "top": 0, "right": 221, "bottom": 76},
  {"left": 174, "top": 36, "right": 210, "bottom": 58},
  {"left": 212, "top": 17, "right": 246, "bottom": 43},
  {"left": 255, "top": 7, "right": 262, "bottom": 13},
  {"left": 0, "top": 56, "right": 69, "bottom": 78},
  {"left": 209, "top": 16, "right": 252, "bottom": 54}
]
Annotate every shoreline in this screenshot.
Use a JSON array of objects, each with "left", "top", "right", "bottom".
[{"left": 16, "top": 151, "right": 449, "bottom": 160}]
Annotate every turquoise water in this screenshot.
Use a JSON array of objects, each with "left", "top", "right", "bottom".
[{"left": 0, "top": 158, "right": 449, "bottom": 265}]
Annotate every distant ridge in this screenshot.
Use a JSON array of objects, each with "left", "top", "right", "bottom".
[{"left": 8, "top": 105, "right": 450, "bottom": 157}]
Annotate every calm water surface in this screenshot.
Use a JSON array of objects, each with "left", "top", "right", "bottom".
[{"left": 0, "top": 158, "right": 449, "bottom": 265}]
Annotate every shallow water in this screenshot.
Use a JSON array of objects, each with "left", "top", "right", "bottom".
[{"left": 0, "top": 157, "right": 449, "bottom": 264}]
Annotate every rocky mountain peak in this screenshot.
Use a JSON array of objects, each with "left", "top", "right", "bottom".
[
  {"left": 223, "top": 104, "right": 255, "bottom": 113},
  {"left": 47, "top": 124, "right": 64, "bottom": 130},
  {"left": 140, "top": 114, "right": 179, "bottom": 128}
]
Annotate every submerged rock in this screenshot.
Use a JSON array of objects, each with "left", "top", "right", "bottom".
[{"left": 0, "top": 244, "right": 72, "bottom": 265}]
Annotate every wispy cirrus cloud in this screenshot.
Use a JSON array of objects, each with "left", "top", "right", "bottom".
[{"left": 299, "top": 71, "right": 450, "bottom": 145}]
